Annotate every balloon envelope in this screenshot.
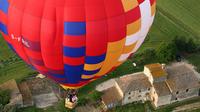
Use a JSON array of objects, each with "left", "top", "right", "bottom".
[{"left": 0, "top": 0, "right": 156, "bottom": 89}]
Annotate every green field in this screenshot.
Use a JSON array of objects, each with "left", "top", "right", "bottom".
[
  {"left": 0, "top": 36, "right": 35, "bottom": 84},
  {"left": 141, "top": 0, "right": 200, "bottom": 51},
  {"left": 0, "top": 38, "right": 14, "bottom": 61}
]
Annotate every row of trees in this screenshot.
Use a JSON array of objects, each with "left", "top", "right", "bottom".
[
  {"left": 133, "top": 36, "right": 199, "bottom": 64},
  {"left": 157, "top": 36, "right": 199, "bottom": 63}
]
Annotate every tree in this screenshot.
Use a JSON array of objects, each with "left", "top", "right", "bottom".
[
  {"left": 0, "top": 104, "right": 4, "bottom": 112},
  {"left": 174, "top": 36, "right": 187, "bottom": 52},
  {"left": 156, "top": 42, "right": 178, "bottom": 63},
  {"left": 90, "top": 91, "right": 103, "bottom": 101},
  {"left": 185, "top": 38, "right": 197, "bottom": 53},
  {"left": 0, "top": 90, "right": 13, "bottom": 112},
  {"left": 174, "top": 36, "right": 198, "bottom": 53},
  {"left": 77, "top": 98, "right": 88, "bottom": 106},
  {"left": 133, "top": 48, "right": 157, "bottom": 65},
  {"left": 0, "top": 89, "right": 10, "bottom": 106}
]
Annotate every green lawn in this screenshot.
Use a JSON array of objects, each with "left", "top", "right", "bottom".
[
  {"left": 0, "top": 35, "right": 34, "bottom": 84},
  {"left": 109, "top": 102, "right": 146, "bottom": 112},
  {"left": 157, "top": 0, "right": 200, "bottom": 39},
  {"left": 17, "top": 100, "right": 74, "bottom": 112},
  {"left": 140, "top": 0, "right": 200, "bottom": 52},
  {"left": 0, "top": 35, "right": 15, "bottom": 61},
  {"left": 186, "top": 53, "right": 200, "bottom": 72},
  {"left": 0, "top": 60, "right": 35, "bottom": 83}
]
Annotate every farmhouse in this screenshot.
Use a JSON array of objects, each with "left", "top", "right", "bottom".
[
  {"left": 115, "top": 72, "right": 153, "bottom": 105},
  {"left": 97, "top": 62, "right": 200, "bottom": 110},
  {"left": 0, "top": 78, "right": 60, "bottom": 108},
  {"left": 166, "top": 63, "right": 200, "bottom": 102}
]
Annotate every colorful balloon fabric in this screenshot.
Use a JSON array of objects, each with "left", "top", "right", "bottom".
[{"left": 0, "top": 0, "right": 156, "bottom": 89}]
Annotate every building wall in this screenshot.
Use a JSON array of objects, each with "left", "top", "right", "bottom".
[
  {"left": 157, "top": 95, "right": 172, "bottom": 107},
  {"left": 150, "top": 85, "right": 172, "bottom": 108},
  {"left": 150, "top": 87, "right": 158, "bottom": 107},
  {"left": 114, "top": 82, "right": 124, "bottom": 98},
  {"left": 122, "top": 88, "right": 152, "bottom": 105},
  {"left": 154, "top": 76, "right": 167, "bottom": 83},
  {"left": 144, "top": 67, "right": 154, "bottom": 84},
  {"left": 171, "top": 88, "right": 200, "bottom": 103},
  {"left": 105, "top": 101, "right": 120, "bottom": 109},
  {"left": 10, "top": 94, "right": 23, "bottom": 107}
]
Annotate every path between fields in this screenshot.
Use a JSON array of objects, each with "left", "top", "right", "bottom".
[{"left": 172, "top": 102, "right": 200, "bottom": 112}]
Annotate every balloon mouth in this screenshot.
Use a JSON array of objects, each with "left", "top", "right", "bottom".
[
  {"left": 60, "top": 84, "right": 84, "bottom": 90},
  {"left": 60, "top": 78, "right": 98, "bottom": 90}
]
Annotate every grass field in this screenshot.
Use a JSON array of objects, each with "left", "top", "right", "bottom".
[
  {"left": 141, "top": 0, "right": 200, "bottom": 51},
  {"left": 0, "top": 36, "right": 15, "bottom": 61},
  {"left": 186, "top": 53, "right": 200, "bottom": 72},
  {"left": 0, "top": 35, "right": 34, "bottom": 84}
]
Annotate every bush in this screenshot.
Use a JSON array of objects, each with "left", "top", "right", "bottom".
[
  {"left": 186, "top": 38, "right": 198, "bottom": 53},
  {"left": 90, "top": 91, "right": 103, "bottom": 101},
  {"left": 156, "top": 42, "right": 177, "bottom": 63},
  {"left": 174, "top": 36, "right": 198, "bottom": 53},
  {"left": 0, "top": 89, "right": 10, "bottom": 106},
  {"left": 0, "top": 104, "right": 4, "bottom": 111},
  {"left": 133, "top": 48, "right": 157, "bottom": 65},
  {"left": 77, "top": 98, "right": 88, "bottom": 106}
]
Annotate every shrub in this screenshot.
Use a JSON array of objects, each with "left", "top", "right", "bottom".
[
  {"left": 133, "top": 48, "right": 157, "bottom": 65},
  {"left": 90, "top": 91, "right": 103, "bottom": 101},
  {"left": 77, "top": 98, "right": 88, "bottom": 106},
  {"left": 174, "top": 36, "right": 198, "bottom": 53},
  {"left": 156, "top": 42, "right": 177, "bottom": 63},
  {"left": 0, "top": 89, "right": 10, "bottom": 106}
]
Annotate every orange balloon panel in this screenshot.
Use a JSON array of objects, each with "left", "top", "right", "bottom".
[{"left": 0, "top": 0, "right": 156, "bottom": 89}]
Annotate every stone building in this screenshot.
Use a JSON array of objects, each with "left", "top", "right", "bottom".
[
  {"left": 144, "top": 62, "right": 200, "bottom": 107},
  {"left": 0, "top": 78, "right": 60, "bottom": 109},
  {"left": 152, "top": 81, "right": 171, "bottom": 107},
  {"left": 101, "top": 72, "right": 153, "bottom": 109},
  {"left": 97, "top": 62, "right": 200, "bottom": 110},
  {"left": 115, "top": 72, "right": 153, "bottom": 105},
  {"left": 166, "top": 63, "right": 200, "bottom": 102},
  {"left": 101, "top": 87, "right": 123, "bottom": 109}
]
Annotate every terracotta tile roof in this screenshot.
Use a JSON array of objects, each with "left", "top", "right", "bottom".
[
  {"left": 145, "top": 63, "right": 167, "bottom": 78},
  {"left": 115, "top": 72, "right": 153, "bottom": 93},
  {"left": 102, "top": 87, "right": 122, "bottom": 106}
]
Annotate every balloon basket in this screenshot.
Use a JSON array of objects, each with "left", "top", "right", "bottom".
[
  {"left": 64, "top": 89, "right": 78, "bottom": 109},
  {"left": 65, "top": 98, "right": 77, "bottom": 109}
]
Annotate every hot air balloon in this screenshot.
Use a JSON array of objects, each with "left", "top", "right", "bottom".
[{"left": 0, "top": 0, "right": 156, "bottom": 108}]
